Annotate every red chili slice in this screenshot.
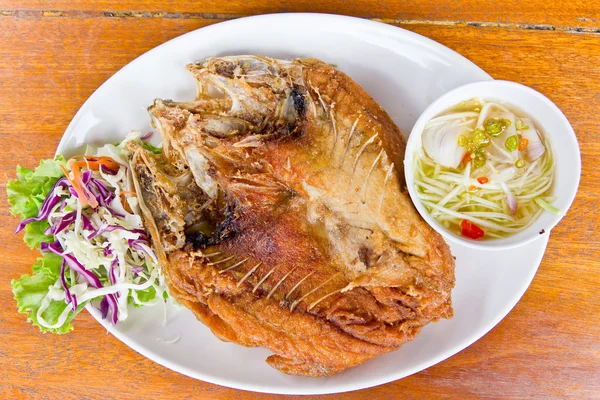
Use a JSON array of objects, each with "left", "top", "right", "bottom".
[
  {"left": 477, "top": 177, "right": 489, "bottom": 184},
  {"left": 460, "top": 219, "right": 485, "bottom": 239},
  {"left": 461, "top": 152, "right": 471, "bottom": 166}
]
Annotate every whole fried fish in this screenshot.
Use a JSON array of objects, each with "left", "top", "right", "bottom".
[{"left": 128, "top": 56, "right": 455, "bottom": 377}]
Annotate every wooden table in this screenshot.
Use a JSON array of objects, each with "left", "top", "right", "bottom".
[{"left": 1, "top": 1, "right": 599, "bottom": 398}]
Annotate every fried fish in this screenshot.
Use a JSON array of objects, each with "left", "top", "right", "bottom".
[{"left": 127, "top": 56, "right": 455, "bottom": 377}]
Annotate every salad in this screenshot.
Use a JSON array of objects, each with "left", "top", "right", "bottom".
[{"left": 8, "top": 133, "right": 166, "bottom": 333}]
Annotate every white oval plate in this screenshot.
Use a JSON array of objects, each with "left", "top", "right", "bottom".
[{"left": 56, "top": 13, "right": 550, "bottom": 395}]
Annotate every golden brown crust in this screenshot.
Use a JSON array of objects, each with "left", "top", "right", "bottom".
[
  {"left": 300, "top": 58, "right": 407, "bottom": 179},
  {"left": 131, "top": 56, "right": 455, "bottom": 377}
]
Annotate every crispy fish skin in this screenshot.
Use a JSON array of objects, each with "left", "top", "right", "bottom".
[{"left": 128, "top": 56, "right": 455, "bottom": 376}]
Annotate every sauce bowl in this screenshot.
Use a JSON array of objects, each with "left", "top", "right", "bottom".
[{"left": 404, "top": 80, "right": 581, "bottom": 250}]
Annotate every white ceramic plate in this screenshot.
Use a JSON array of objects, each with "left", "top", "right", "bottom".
[{"left": 56, "top": 13, "right": 550, "bottom": 395}]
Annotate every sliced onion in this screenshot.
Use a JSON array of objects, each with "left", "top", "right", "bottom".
[
  {"left": 520, "top": 118, "right": 545, "bottom": 161},
  {"left": 499, "top": 181, "right": 518, "bottom": 215},
  {"left": 485, "top": 111, "right": 518, "bottom": 162},
  {"left": 422, "top": 120, "right": 468, "bottom": 168}
]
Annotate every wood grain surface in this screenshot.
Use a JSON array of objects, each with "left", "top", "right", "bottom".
[
  {"left": 0, "top": 0, "right": 599, "bottom": 30},
  {"left": 0, "top": 3, "right": 599, "bottom": 399}
]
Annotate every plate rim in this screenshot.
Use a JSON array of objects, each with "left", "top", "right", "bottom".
[{"left": 55, "top": 13, "right": 549, "bottom": 395}]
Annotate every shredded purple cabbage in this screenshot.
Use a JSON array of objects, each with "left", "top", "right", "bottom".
[
  {"left": 109, "top": 258, "right": 121, "bottom": 299},
  {"left": 141, "top": 131, "right": 153, "bottom": 141},
  {"left": 87, "top": 184, "right": 103, "bottom": 207},
  {"left": 90, "top": 178, "right": 114, "bottom": 205},
  {"left": 106, "top": 294, "right": 119, "bottom": 325},
  {"left": 41, "top": 242, "right": 103, "bottom": 289},
  {"left": 129, "top": 264, "right": 144, "bottom": 276},
  {"left": 44, "top": 211, "right": 95, "bottom": 237},
  {"left": 100, "top": 164, "right": 118, "bottom": 175},
  {"left": 109, "top": 258, "right": 118, "bottom": 285},
  {"left": 103, "top": 246, "right": 112, "bottom": 257},
  {"left": 46, "top": 211, "right": 77, "bottom": 235},
  {"left": 81, "top": 170, "right": 92, "bottom": 184},
  {"left": 81, "top": 214, "right": 95, "bottom": 231},
  {"left": 71, "top": 294, "right": 78, "bottom": 312},
  {"left": 41, "top": 242, "right": 94, "bottom": 309},
  {"left": 40, "top": 240, "right": 62, "bottom": 252},
  {"left": 107, "top": 207, "right": 126, "bottom": 218},
  {"left": 98, "top": 296, "right": 109, "bottom": 319},
  {"left": 67, "top": 170, "right": 94, "bottom": 204},
  {"left": 85, "top": 178, "right": 116, "bottom": 208},
  {"left": 59, "top": 260, "right": 73, "bottom": 308},
  {"left": 129, "top": 237, "right": 150, "bottom": 246},
  {"left": 128, "top": 239, "right": 153, "bottom": 259},
  {"left": 87, "top": 224, "right": 140, "bottom": 241}
]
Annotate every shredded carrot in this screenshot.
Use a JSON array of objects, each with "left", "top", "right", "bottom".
[
  {"left": 59, "top": 164, "right": 70, "bottom": 182},
  {"left": 61, "top": 155, "right": 123, "bottom": 209},
  {"left": 68, "top": 155, "right": 122, "bottom": 172},
  {"left": 119, "top": 192, "right": 134, "bottom": 213},
  {"left": 60, "top": 164, "right": 93, "bottom": 207},
  {"left": 72, "top": 161, "right": 100, "bottom": 170}
]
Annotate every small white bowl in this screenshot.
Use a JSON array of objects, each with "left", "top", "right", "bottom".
[{"left": 404, "top": 80, "right": 581, "bottom": 250}]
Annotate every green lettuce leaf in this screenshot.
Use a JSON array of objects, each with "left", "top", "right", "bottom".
[
  {"left": 23, "top": 220, "right": 54, "bottom": 249},
  {"left": 7, "top": 156, "right": 78, "bottom": 334},
  {"left": 11, "top": 252, "right": 86, "bottom": 334},
  {"left": 136, "top": 285, "right": 156, "bottom": 303},
  {"left": 7, "top": 156, "right": 65, "bottom": 249},
  {"left": 130, "top": 285, "right": 157, "bottom": 308},
  {"left": 7, "top": 155, "right": 66, "bottom": 219}
]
